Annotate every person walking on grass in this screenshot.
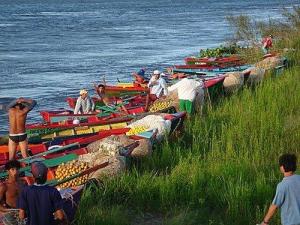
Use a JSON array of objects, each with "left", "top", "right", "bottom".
[
  {"left": 261, "top": 153, "right": 300, "bottom": 225},
  {"left": 7, "top": 97, "right": 37, "bottom": 160},
  {"left": 18, "top": 162, "right": 69, "bottom": 225}
]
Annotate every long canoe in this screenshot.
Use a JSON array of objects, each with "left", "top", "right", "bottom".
[
  {"left": 0, "top": 112, "right": 185, "bottom": 166},
  {"left": 41, "top": 104, "right": 146, "bottom": 123},
  {"left": 173, "top": 64, "right": 250, "bottom": 71},
  {"left": 26, "top": 118, "right": 132, "bottom": 142},
  {"left": 66, "top": 94, "right": 147, "bottom": 109},
  {"left": 104, "top": 84, "right": 149, "bottom": 94},
  {"left": 27, "top": 106, "right": 177, "bottom": 141},
  {"left": 184, "top": 55, "right": 243, "bottom": 65}
]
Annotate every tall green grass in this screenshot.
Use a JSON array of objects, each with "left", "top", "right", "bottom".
[
  {"left": 74, "top": 9, "right": 300, "bottom": 224},
  {"left": 75, "top": 61, "right": 300, "bottom": 224}
]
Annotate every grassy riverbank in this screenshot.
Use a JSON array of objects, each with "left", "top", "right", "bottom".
[
  {"left": 75, "top": 55, "right": 299, "bottom": 225},
  {"left": 75, "top": 10, "right": 300, "bottom": 225}
]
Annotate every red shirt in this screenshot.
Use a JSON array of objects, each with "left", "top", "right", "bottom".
[{"left": 262, "top": 37, "right": 273, "bottom": 48}]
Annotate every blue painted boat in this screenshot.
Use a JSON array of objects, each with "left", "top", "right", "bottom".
[{"left": 172, "top": 65, "right": 251, "bottom": 74}]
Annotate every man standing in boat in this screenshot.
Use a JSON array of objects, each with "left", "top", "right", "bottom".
[
  {"left": 93, "top": 83, "right": 129, "bottom": 114},
  {"left": 93, "top": 83, "right": 109, "bottom": 105},
  {"left": 7, "top": 97, "right": 36, "bottom": 160},
  {"left": 74, "top": 89, "right": 95, "bottom": 114}
]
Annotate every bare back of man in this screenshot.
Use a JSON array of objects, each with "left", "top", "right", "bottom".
[{"left": 7, "top": 98, "right": 36, "bottom": 160}]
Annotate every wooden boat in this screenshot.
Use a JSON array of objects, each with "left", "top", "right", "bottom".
[
  {"left": 0, "top": 128, "right": 131, "bottom": 157},
  {"left": 26, "top": 117, "right": 133, "bottom": 143},
  {"left": 0, "top": 112, "right": 185, "bottom": 167},
  {"left": 104, "top": 84, "right": 148, "bottom": 95},
  {"left": 41, "top": 104, "right": 146, "bottom": 124},
  {"left": 173, "top": 64, "right": 250, "bottom": 72},
  {"left": 184, "top": 55, "right": 243, "bottom": 66},
  {"left": 175, "top": 64, "right": 219, "bottom": 70},
  {"left": 66, "top": 94, "right": 147, "bottom": 110},
  {"left": 204, "top": 76, "right": 226, "bottom": 89}
]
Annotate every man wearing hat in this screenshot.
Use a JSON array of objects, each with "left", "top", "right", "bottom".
[
  {"left": 147, "top": 70, "right": 168, "bottom": 99},
  {"left": 74, "top": 89, "right": 95, "bottom": 114},
  {"left": 18, "top": 162, "right": 68, "bottom": 225}
]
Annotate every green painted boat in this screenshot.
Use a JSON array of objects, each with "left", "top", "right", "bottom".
[{"left": 0, "top": 153, "right": 78, "bottom": 179}]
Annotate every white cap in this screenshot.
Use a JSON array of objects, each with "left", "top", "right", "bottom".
[
  {"left": 73, "top": 119, "right": 80, "bottom": 125},
  {"left": 153, "top": 70, "right": 160, "bottom": 75},
  {"left": 80, "top": 89, "right": 88, "bottom": 95}
]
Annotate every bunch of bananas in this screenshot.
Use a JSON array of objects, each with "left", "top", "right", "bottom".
[
  {"left": 126, "top": 125, "right": 149, "bottom": 135},
  {"left": 55, "top": 160, "right": 89, "bottom": 189},
  {"left": 149, "top": 100, "right": 173, "bottom": 112}
]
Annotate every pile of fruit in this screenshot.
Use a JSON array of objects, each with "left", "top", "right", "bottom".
[
  {"left": 55, "top": 160, "right": 89, "bottom": 189},
  {"left": 126, "top": 125, "right": 149, "bottom": 135},
  {"left": 149, "top": 100, "right": 173, "bottom": 112}
]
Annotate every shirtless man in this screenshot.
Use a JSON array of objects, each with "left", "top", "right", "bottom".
[
  {"left": 0, "top": 160, "right": 24, "bottom": 212},
  {"left": 93, "top": 83, "right": 129, "bottom": 114},
  {"left": 93, "top": 84, "right": 109, "bottom": 105},
  {"left": 7, "top": 97, "right": 37, "bottom": 160}
]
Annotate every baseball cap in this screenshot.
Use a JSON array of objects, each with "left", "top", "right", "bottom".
[
  {"left": 153, "top": 70, "right": 160, "bottom": 75},
  {"left": 31, "top": 162, "right": 48, "bottom": 179},
  {"left": 80, "top": 89, "right": 88, "bottom": 95},
  {"left": 137, "top": 69, "right": 145, "bottom": 76}
]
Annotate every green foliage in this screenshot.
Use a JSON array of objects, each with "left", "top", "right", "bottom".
[
  {"left": 199, "top": 45, "right": 241, "bottom": 58},
  {"left": 226, "top": 6, "right": 300, "bottom": 50}
]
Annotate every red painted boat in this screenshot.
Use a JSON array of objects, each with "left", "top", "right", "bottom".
[
  {"left": 0, "top": 128, "right": 136, "bottom": 166},
  {"left": 27, "top": 112, "right": 137, "bottom": 131},
  {"left": 175, "top": 64, "right": 219, "bottom": 70},
  {"left": 0, "top": 112, "right": 186, "bottom": 166},
  {"left": 105, "top": 84, "right": 149, "bottom": 94},
  {"left": 41, "top": 104, "right": 146, "bottom": 124},
  {"left": 184, "top": 55, "right": 242, "bottom": 65},
  {"left": 66, "top": 94, "right": 147, "bottom": 110},
  {"left": 204, "top": 75, "right": 226, "bottom": 88}
]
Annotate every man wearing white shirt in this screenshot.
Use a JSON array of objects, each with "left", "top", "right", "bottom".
[
  {"left": 168, "top": 78, "right": 203, "bottom": 114},
  {"left": 147, "top": 70, "right": 168, "bottom": 99}
]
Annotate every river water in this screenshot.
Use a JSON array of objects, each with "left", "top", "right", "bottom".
[{"left": 0, "top": 0, "right": 298, "bottom": 134}]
